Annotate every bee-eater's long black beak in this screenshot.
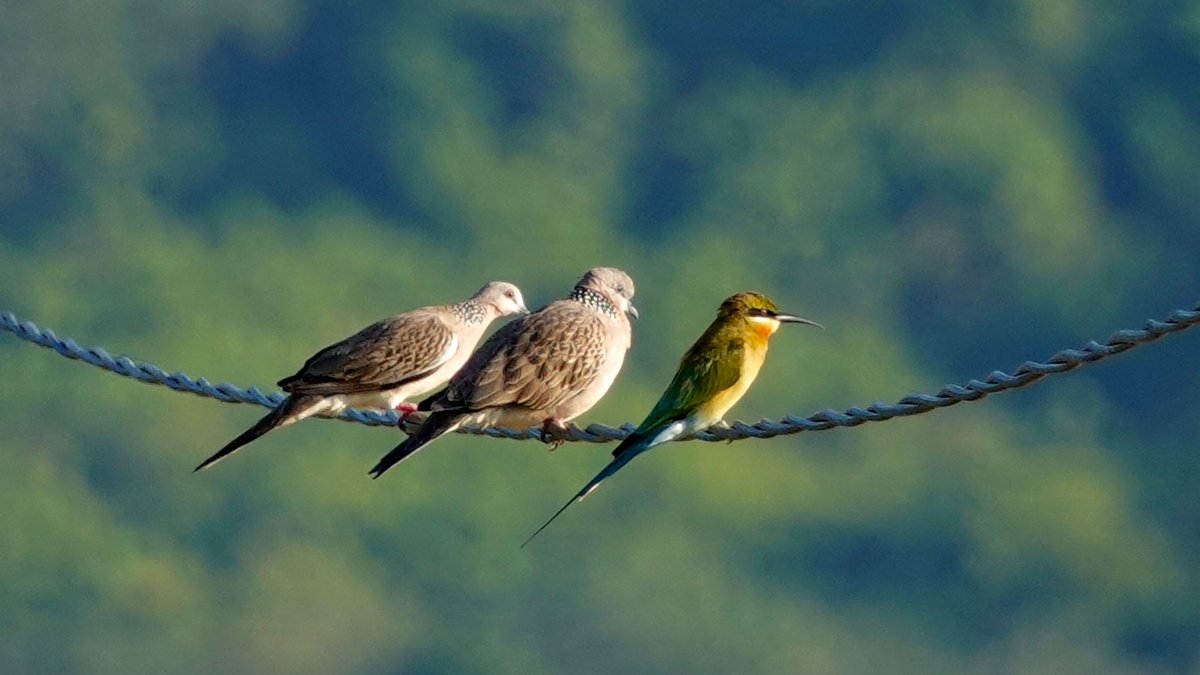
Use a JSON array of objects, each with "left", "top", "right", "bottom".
[
  {"left": 776, "top": 313, "right": 822, "bottom": 328},
  {"left": 626, "top": 303, "right": 640, "bottom": 320}
]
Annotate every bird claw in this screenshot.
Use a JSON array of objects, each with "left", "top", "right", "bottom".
[
  {"left": 397, "top": 408, "right": 427, "bottom": 435},
  {"left": 393, "top": 402, "right": 423, "bottom": 432},
  {"left": 539, "top": 419, "right": 569, "bottom": 450}
]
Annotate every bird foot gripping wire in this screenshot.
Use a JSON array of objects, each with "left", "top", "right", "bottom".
[
  {"left": 397, "top": 409, "right": 427, "bottom": 434},
  {"left": 538, "top": 418, "right": 572, "bottom": 450}
]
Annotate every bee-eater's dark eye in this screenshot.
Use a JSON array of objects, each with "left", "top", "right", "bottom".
[{"left": 747, "top": 307, "right": 774, "bottom": 318}]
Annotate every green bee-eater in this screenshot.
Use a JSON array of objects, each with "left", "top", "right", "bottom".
[{"left": 523, "top": 291, "right": 821, "bottom": 546}]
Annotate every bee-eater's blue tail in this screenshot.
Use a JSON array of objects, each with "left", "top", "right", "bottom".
[{"left": 520, "top": 442, "right": 646, "bottom": 548}]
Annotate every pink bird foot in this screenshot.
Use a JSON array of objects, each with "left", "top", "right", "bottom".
[
  {"left": 394, "top": 403, "right": 425, "bottom": 434},
  {"left": 539, "top": 418, "right": 571, "bottom": 450}
]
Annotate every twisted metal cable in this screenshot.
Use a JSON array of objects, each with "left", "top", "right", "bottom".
[{"left": 3, "top": 303, "right": 1198, "bottom": 443}]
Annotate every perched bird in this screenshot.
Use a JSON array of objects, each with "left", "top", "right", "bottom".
[
  {"left": 522, "top": 291, "right": 821, "bottom": 546},
  {"left": 369, "top": 267, "right": 638, "bottom": 478},
  {"left": 194, "top": 281, "right": 529, "bottom": 471}
]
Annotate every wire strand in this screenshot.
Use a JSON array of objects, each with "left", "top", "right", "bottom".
[{"left": 3, "top": 303, "right": 1198, "bottom": 442}]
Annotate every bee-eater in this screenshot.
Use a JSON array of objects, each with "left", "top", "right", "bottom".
[{"left": 522, "top": 291, "right": 820, "bottom": 546}]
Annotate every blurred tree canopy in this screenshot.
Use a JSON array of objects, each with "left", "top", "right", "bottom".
[{"left": 1, "top": 0, "right": 1198, "bottom": 673}]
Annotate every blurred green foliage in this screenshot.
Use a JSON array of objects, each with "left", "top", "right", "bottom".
[{"left": 2, "top": 0, "right": 1199, "bottom": 672}]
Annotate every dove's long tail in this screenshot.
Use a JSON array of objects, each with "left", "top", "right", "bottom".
[
  {"left": 195, "top": 394, "right": 323, "bottom": 471},
  {"left": 369, "top": 410, "right": 462, "bottom": 478}
]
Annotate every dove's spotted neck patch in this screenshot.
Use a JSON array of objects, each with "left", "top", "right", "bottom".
[
  {"left": 452, "top": 300, "right": 488, "bottom": 325},
  {"left": 570, "top": 286, "right": 618, "bottom": 318}
]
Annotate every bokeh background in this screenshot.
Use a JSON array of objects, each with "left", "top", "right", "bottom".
[{"left": 2, "top": 1, "right": 1199, "bottom": 673}]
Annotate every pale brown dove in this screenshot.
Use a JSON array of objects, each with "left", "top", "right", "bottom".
[{"left": 195, "top": 281, "right": 528, "bottom": 470}]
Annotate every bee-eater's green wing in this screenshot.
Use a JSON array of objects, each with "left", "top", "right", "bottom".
[{"left": 613, "top": 337, "right": 745, "bottom": 456}]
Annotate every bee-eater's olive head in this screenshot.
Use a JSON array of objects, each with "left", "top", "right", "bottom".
[
  {"left": 578, "top": 267, "right": 639, "bottom": 320},
  {"left": 719, "top": 292, "right": 822, "bottom": 336}
]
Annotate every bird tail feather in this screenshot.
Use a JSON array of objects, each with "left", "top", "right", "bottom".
[
  {"left": 194, "top": 394, "right": 321, "bottom": 471},
  {"left": 521, "top": 441, "right": 646, "bottom": 548},
  {"left": 369, "top": 410, "right": 461, "bottom": 478}
]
